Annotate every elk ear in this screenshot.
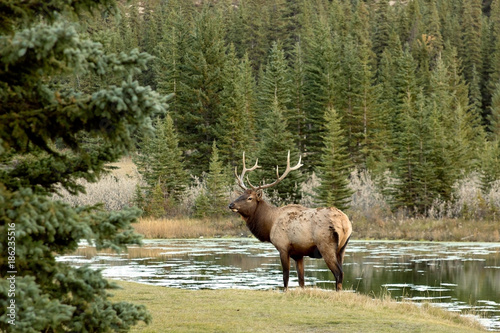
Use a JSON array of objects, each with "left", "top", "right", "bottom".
[{"left": 256, "top": 189, "right": 263, "bottom": 201}]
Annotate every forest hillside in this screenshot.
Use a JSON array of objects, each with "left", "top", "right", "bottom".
[{"left": 67, "top": 0, "right": 500, "bottom": 220}]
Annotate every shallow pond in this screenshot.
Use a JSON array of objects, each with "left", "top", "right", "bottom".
[{"left": 57, "top": 239, "right": 500, "bottom": 331}]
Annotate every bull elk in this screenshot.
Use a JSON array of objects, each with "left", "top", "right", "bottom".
[{"left": 228, "top": 151, "right": 353, "bottom": 291}]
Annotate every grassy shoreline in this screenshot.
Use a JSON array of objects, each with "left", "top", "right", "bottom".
[
  {"left": 110, "top": 280, "right": 485, "bottom": 332},
  {"left": 133, "top": 216, "right": 500, "bottom": 242}
]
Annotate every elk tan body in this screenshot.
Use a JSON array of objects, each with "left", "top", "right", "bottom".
[{"left": 229, "top": 152, "right": 352, "bottom": 291}]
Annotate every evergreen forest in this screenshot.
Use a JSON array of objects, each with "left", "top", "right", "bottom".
[{"left": 97, "top": 0, "right": 500, "bottom": 217}]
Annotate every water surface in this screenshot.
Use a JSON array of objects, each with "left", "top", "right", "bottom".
[{"left": 57, "top": 239, "right": 500, "bottom": 331}]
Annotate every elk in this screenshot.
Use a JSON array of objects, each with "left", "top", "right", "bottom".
[{"left": 228, "top": 151, "right": 352, "bottom": 291}]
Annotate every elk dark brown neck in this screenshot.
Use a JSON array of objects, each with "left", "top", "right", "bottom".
[{"left": 244, "top": 200, "right": 276, "bottom": 242}]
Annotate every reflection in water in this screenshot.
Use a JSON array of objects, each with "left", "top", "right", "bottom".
[{"left": 57, "top": 239, "right": 500, "bottom": 331}]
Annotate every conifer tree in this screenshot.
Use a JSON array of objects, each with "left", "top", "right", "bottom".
[
  {"left": 316, "top": 107, "right": 353, "bottom": 210},
  {"left": 377, "top": 31, "right": 403, "bottom": 142},
  {"left": 371, "top": 0, "right": 393, "bottom": 62},
  {"left": 351, "top": 1, "right": 376, "bottom": 67},
  {"left": 489, "top": 81, "right": 500, "bottom": 138},
  {"left": 461, "top": 0, "right": 483, "bottom": 84},
  {"left": 425, "top": 1, "right": 444, "bottom": 62},
  {"left": 267, "top": 0, "right": 295, "bottom": 53},
  {"left": 149, "top": 181, "right": 167, "bottom": 218},
  {"left": 256, "top": 99, "right": 303, "bottom": 204},
  {"left": 204, "top": 141, "right": 231, "bottom": 217},
  {"left": 480, "top": 139, "right": 500, "bottom": 191},
  {"left": 303, "top": 18, "right": 338, "bottom": 170},
  {"left": 335, "top": 35, "right": 362, "bottom": 162},
  {"left": 290, "top": 42, "right": 308, "bottom": 153},
  {"left": 0, "top": 0, "right": 167, "bottom": 331},
  {"left": 355, "top": 42, "right": 385, "bottom": 172},
  {"left": 439, "top": 1, "right": 462, "bottom": 52},
  {"left": 138, "top": 0, "right": 163, "bottom": 89},
  {"left": 135, "top": 114, "right": 188, "bottom": 208},
  {"left": 155, "top": 0, "right": 191, "bottom": 113},
  {"left": 216, "top": 47, "right": 257, "bottom": 167},
  {"left": 392, "top": 91, "right": 434, "bottom": 214},
  {"left": 401, "top": 0, "right": 423, "bottom": 47},
  {"left": 469, "top": 64, "right": 484, "bottom": 121},
  {"left": 173, "top": 7, "right": 227, "bottom": 175},
  {"left": 377, "top": 50, "right": 398, "bottom": 134},
  {"left": 489, "top": 0, "right": 500, "bottom": 97},
  {"left": 258, "top": 41, "right": 292, "bottom": 127},
  {"left": 120, "top": 0, "right": 141, "bottom": 52}
]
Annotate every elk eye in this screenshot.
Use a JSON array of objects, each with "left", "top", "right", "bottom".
[{"left": 247, "top": 197, "right": 253, "bottom": 201}]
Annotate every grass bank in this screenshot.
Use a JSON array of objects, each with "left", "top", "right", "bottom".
[
  {"left": 110, "top": 280, "right": 485, "bottom": 333},
  {"left": 352, "top": 215, "right": 500, "bottom": 242},
  {"left": 133, "top": 216, "right": 500, "bottom": 242}
]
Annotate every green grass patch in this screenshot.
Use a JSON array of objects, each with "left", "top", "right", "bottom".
[{"left": 110, "top": 280, "right": 486, "bottom": 333}]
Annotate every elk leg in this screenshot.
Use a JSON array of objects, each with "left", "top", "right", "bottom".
[
  {"left": 318, "top": 244, "right": 343, "bottom": 291},
  {"left": 279, "top": 251, "right": 290, "bottom": 290},
  {"left": 295, "top": 257, "right": 305, "bottom": 288}
]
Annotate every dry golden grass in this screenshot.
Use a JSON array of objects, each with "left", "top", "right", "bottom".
[
  {"left": 132, "top": 216, "right": 249, "bottom": 239},
  {"left": 107, "top": 156, "right": 140, "bottom": 179},
  {"left": 132, "top": 215, "right": 500, "bottom": 242},
  {"left": 353, "top": 215, "right": 500, "bottom": 242}
]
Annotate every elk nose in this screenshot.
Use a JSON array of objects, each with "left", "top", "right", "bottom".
[{"left": 228, "top": 202, "right": 235, "bottom": 210}]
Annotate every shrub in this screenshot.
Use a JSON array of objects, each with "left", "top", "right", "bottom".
[{"left": 54, "top": 174, "right": 139, "bottom": 211}]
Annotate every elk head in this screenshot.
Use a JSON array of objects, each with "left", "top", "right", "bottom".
[{"left": 228, "top": 151, "right": 302, "bottom": 217}]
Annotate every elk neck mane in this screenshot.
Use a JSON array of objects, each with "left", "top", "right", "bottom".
[{"left": 245, "top": 199, "right": 277, "bottom": 243}]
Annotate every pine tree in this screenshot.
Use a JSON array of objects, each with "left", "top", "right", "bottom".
[
  {"left": 441, "top": 47, "right": 485, "bottom": 173},
  {"left": 138, "top": 0, "right": 163, "bottom": 89},
  {"left": 480, "top": 139, "right": 500, "bottom": 191},
  {"left": 371, "top": 0, "right": 393, "bottom": 62},
  {"left": 205, "top": 141, "right": 231, "bottom": 217},
  {"left": 461, "top": 0, "right": 483, "bottom": 84},
  {"left": 289, "top": 41, "right": 308, "bottom": 153},
  {"left": 155, "top": 0, "right": 191, "bottom": 113},
  {"left": 257, "top": 41, "right": 292, "bottom": 127},
  {"left": 425, "top": 1, "right": 444, "bottom": 62},
  {"left": 335, "top": 35, "right": 363, "bottom": 163},
  {"left": 0, "top": 0, "right": 167, "bottom": 331},
  {"left": 377, "top": 31, "right": 403, "bottom": 141},
  {"left": 172, "top": 6, "right": 227, "bottom": 176},
  {"left": 469, "top": 64, "right": 484, "bottom": 121},
  {"left": 226, "top": 0, "right": 270, "bottom": 72},
  {"left": 392, "top": 91, "right": 434, "bottom": 214},
  {"left": 149, "top": 180, "right": 167, "bottom": 218},
  {"left": 120, "top": 0, "right": 141, "bottom": 52},
  {"left": 303, "top": 18, "right": 338, "bottom": 170},
  {"left": 489, "top": 81, "right": 500, "bottom": 139},
  {"left": 256, "top": 99, "right": 303, "bottom": 204},
  {"left": 439, "top": 0, "right": 462, "bottom": 53},
  {"left": 316, "top": 107, "right": 353, "bottom": 210},
  {"left": 135, "top": 114, "right": 188, "bottom": 207},
  {"left": 216, "top": 47, "right": 257, "bottom": 167},
  {"left": 355, "top": 42, "right": 385, "bottom": 171},
  {"left": 489, "top": 0, "right": 500, "bottom": 98}
]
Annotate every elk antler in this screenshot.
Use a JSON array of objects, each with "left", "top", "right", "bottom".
[
  {"left": 234, "top": 152, "right": 260, "bottom": 190},
  {"left": 257, "top": 151, "right": 303, "bottom": 190}
]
